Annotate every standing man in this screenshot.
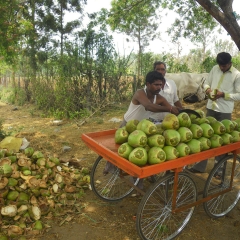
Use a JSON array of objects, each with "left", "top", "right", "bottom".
[
  {"left": 189, "top": 52, "right": 240, "bottom": 175},
  {"left": 149, "top": 61, "right": 183, "bottom": 121}
]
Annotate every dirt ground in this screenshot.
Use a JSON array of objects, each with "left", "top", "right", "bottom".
[{"left": 1, "top": 100, "right": 240, "bottom": 240}]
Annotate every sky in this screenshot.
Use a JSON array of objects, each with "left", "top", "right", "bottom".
[{"left": 69, "top": 0, "right": 240, "bottom": 56}]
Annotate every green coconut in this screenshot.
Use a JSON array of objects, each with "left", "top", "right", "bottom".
[
  {"left": 207, "top": 88, "right": 218, "bottom": 100},
  {"left": 163, "top": 146, "right": 179, "bottom": 160},
  {"left": 22, "top": 169, "right": 32, "bottom": 176},
  {"left": 221, "top": 119, "right": 234, "bottom": 133},
  {"left": 0, "top": 164, "right": 13, "bottom": 177},
  {"left": 33, "top": 220, "right": 43, "bottom": 230},
  {"left": 137, "top": 119, "right": 157, "bottom": 135},
  {"left": 49, "top": 157, "right": 60, "bottom": 165},
  {"left": 118, "top": 142, "right": 133, "bottom": 159},
  {"left": 36, "top": 158, "right": 46, "bottom": 167},
  {"left": 125, "top": 119, "right": 139, "bottom": 133},
  {"left": 24, "top": 147, "right": 34, "bottom": 157},
  {"left": 18, "top": 192, "right": 30, "bottom": 202},
  {"left": 206, "top": 116, "right": 217, "bottom": 125},
  {"left": 144, "top": 144, "right": 151, "bottom": 152},
  {"left": 148, "top": 147, "right": 166, "bottom": 164},
  {"left": 163, "top": 129, "right": 181, "bottom": 146},
  {"left": 209, "top": 134, "right": 223, "bottom": 148},
  {"left": 199, "top": 123, "right": 214, "bottom": 138},
  {"left": 8, "top": 156, "right": 17, "bottom": 163},
  {"left": 155, "top": 123, "right": 164, "bottom": 134},
  {"left": 221, "top": 133, "right": 233, "bottom": 145},
  {"left": 147, "top": 134, "right": 165, "bottom": 148},
  {"left": 186, "top": 139, "right": 203, "bottom": 154},
  {"left": 198, "top": 137, "right": 211, "bottom": 150},
  {"left": 128, "top": 130, "right": 147, "bottom": 147},
  {"left": 162, "top": 113, "right": 179, "bottom": 130},
  {"left": 175, "top": 143, "right": 190, "bottom": 157},
  {"left": 231, "top": 130, "right": 240, "bottom": 142},
  {"left": 177, "top": 112, "right": 191, "bottom": 128},
  {"left": 177, "top": 127, "right": 193, "bottom": 143},
  {"left": 195, "top": 109, "right": 205, "bottom": 118},
  {"left": 7, "top": 178, "right": 18, "bottom": 187},
  {"left": 0, "top": 149, "right": 6, "bottom": 158},
  {"left": 232, "top": 120, "right": 239, "bottom": 130},
  {"left": 210, "top": 121, "right": 226, "bottom": 135},
  {"left": 7, "top": 190, "right": 19, "bottom": 201},
  {"left": 114, "top": 127, "right": 129, "bottom": 144},
  {"left": 192, "top": 117, "right": 210, "bottom": 125},
  {"left": 128, "top": 147, "right": 148, "bottom": 166},
  {"left": 189, "top": 124, "right": 203, "bottom": 139},
  {"left": 32, "top": 151, "right": 44, "bottom": 161}
]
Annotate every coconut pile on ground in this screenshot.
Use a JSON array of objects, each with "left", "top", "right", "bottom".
[
  {"left": 0, "top": 147, "right": 90, "bottom": 239},
  {"left": 115, "top": 110, "right": 240, "bottom": 166}
]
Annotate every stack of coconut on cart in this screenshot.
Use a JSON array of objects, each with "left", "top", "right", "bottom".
[{"left": 115, "top": 110, "right": 240, "bottom": 166}]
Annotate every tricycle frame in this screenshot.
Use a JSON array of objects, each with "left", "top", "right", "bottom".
[{"left": 82, "top": 129, "right": 240, "bottom": 240}]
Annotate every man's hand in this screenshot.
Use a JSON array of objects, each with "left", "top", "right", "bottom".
[
  {"left": 216, "top": 90, "right": 225, "bottom": 99},
  {"left": 171, "top": 106, "right": 179, "bottom": 115}
]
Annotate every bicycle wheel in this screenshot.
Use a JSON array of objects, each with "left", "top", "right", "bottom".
[
  {"left": 203, "top": 154, "right": 240, "bottom": 218},
  {"left": 136, "top": 173, "right": 197, "bottom": 240},
  {"left": 90, "top": 156, "right": 139, "bottom": 202}
]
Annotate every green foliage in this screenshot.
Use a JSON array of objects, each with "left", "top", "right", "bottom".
[
  {"left": 0, "top": 118, "right": 10, "bottom": 140},
  {"left": 0, "top": 87, "right": 16, "bottom": 104},
  {"left": 162, "top": 54, "right": 190, "bottom": 73},
  {"left": 232, "top": 55, "right": 240, "bottom": 71},
  {"left": 201, "top": 56, "right": 216, "bottom": 72}
]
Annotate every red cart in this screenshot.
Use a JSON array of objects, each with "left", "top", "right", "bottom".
[{"left": 81, "top": 129, "right": 240, "bottom": 240}]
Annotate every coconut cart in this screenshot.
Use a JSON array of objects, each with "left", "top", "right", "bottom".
[{"left": 81, "top": 129, "right": 240, "bottom": 240}]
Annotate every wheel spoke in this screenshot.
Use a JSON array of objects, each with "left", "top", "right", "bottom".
[
  {"left": 136, "top": 173, "right": 196, "bottom": 240},
  {"left": 203, "top": 155, "right": 240, "bottom": 218}
]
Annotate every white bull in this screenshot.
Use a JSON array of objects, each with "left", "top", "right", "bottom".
[{"left": 165, "top": 72, "right": 209, "bottom": 102}]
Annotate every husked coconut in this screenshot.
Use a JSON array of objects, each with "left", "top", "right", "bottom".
[
  {"left": 176, "top": 143, "right": 190, "bottom": 157},
  {"left": 187, "top": 139, "right": 203, "bottom": 154},
  {"left": 125, "top": 119, "right": 139, "bottom": 133},
  {"left": 162, "top": 114, "right": 179, "bottom": 130},
  {"left": 163, "top": 146, "right": 179, "bottom": 160},
  {"left": 128, "top": 147, "right": 148, "bottom": 166},
  {"left": 148, "top": 147, "right": 166, "bottom": 164},
  {"left": 177, "top": 112, "right": 191, "bottom": 128},
  {"left": 189, "top": 124, "right": 203, "bottom": 139},
  {"left": 209, "top": 134, "right": 223, "bottom": 148},
  {"left": 137, "top": 119, "right": 157, "bottom": 135},
  {"left": 118, "top": 142, "right": 133, "bottom": 159},
  {"left": 221, "top": 119, "right": 234, "bottom": 133},
  {"left": 114, "top": 127, "right": 129, "bottom": 144},
  {"left": 128, "top": 130, "right": 147, "bottom": 148},
  {"left": 163, "top": 129, "right": 181, "bottom": 146}
]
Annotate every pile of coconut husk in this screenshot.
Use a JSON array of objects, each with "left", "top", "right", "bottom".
[{"left": 0, "top": 147, "right": 90, "bottom": 239}]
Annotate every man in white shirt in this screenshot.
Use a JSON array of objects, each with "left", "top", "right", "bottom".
[
  {"left": 149, "top": 61, "right": 183, "bottom": 121},
  {"left": 189, "top": 52, "right": 240, "bottom": 175}
]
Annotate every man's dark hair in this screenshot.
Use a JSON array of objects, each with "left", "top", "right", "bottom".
[
  {"left": 153, "top": 61, "right": 166, "bottom": 70},
  {"left": 216, "top": 52, "right": 232, "bottom": 65},
  {"left": 146, "top": 71, "right": 165, "bottom": 84}
]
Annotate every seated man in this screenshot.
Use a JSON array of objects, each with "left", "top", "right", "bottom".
[{"left": 104, "top": 71, "right": 180, "bottom": 190}]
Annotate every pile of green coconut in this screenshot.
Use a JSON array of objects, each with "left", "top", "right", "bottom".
[
  {"left": 0, "top": 147, "right": 90, "bottom": 239},
  {"left": 115, "top": 110, "right": 240, "bottom": 166}
]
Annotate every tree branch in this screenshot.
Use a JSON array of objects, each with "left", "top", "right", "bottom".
[{"left": 196, "top": 0, "right": 240, "bottom": 50}]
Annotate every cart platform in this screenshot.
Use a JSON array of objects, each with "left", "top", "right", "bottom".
[{"left": 81, "top": 129, "right": 240, "bottom": 178}]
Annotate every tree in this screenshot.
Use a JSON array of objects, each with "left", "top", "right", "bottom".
[
  {"left": 108, "top": 0, "right": 160, "bottom": 85},
  {"left": 109, "top": 0, "right": 240, "bottom": 51},
  {"left": 0, "top": 0, "right": 23, "bottom": 62}
]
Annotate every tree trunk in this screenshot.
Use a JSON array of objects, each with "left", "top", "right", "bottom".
[{"left": 196, "top": 0, "right": 240, "bottom": 50}]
